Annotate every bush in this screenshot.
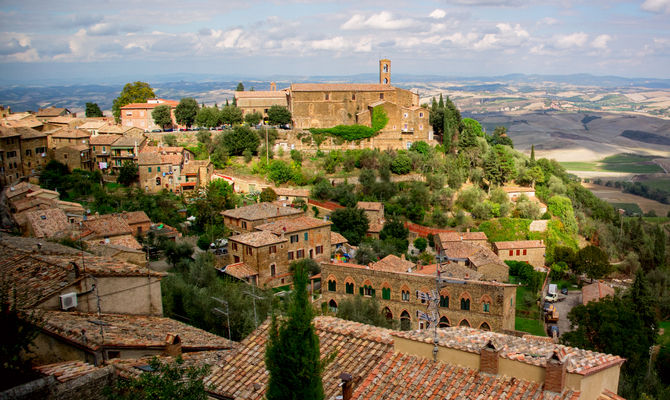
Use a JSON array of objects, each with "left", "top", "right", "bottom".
[
  {"left": 390, "top": 153, "right": 412, "bottom": 175},
  {"left": 243, "top": 149, "right": 252, "bottom": 163},
  {"left": 197, "top": 235, "right": 211, "bottom": 250},
  {"left": 310, "top": 125, "right": 377, "bottom": 141},
  {"left": 268, "top": 160, "right": 292, "bottom": 184},
  {"left": 290, "top": 149, "right": 303, "bottom": 165},
  {"left": 457, "top": 186, "right": 485, "bottom": 211}
]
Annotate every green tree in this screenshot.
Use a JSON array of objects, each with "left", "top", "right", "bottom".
[
  {"left": 483, "top": 145, "right": 516, "bottom": 186},
  {"left": 260, "top": 187, "right": 277, "bottom": 202},
  {"left": 459, "top": 118, "right": 483, "bottom": 149},
  {"left": 195, "top": 107, "right": 221, "bottom": 128},
  {"left": 236, "top": 82, "right": 244, "bottom": 91},
  {"left": 267, "top": 105, "right": 292, "bottom": 126},
  {"left": 390, "top": 152, "right": 411, "bottom": 175},
  {"left": 117, "top": 161, "right": 139, "bottom": 186},
  {"left": 222, "top": 126, "right": 260, "bottom": 155},
  {"left": 112, "top": 81, "right": 155, "bottom": 123},
  {"left": 575, "top": 245, "right": 611, "bottom": 280},
  {"left": 414, "top": 237, "right": 428, "bottom": 252},
  {"left": 39, "top": 160, "right": 70, "bottom": 191},
  {"left": 220, "top": 105, "right": 243, "bottom": 126},
  {"left": 196, "top": 130, "right": 212, "bottom": 147},
  {"left": 265, "top": 264, "right": 324, "bottom": 400},
  {"left": 331, "top": 207, "right": 369, "bottom": 246},
  {"left": 104, "top": 357, "right": 210, "bottom": 400},
  {"left": 163, "top": 134, "right": 177, "bottom": 147},
  {"left": 371, "top": 106, "right": 388, "bottom": 132},
  {"left": 530, "top": 144, "right": 535, "bottom": 162},
  {"left": 267, "top": 160, "right": 292, "bottom": 185},
  {"left": 244, "top": 111, "right": 262, "bottom": 126},
  {"left": 290, "top": 149, "right": 303, "bottom": 165},
  {"left": 487, "top": 126, "right": 514, "bottom": 147},
  {"left": 152, "top": 105, "right": 173, "bottom": 130},
  {"left": 85, "top": 102, "right": 103, "bottom": 117},
  {"left": 175, "top": 97, "right": 199, "bottom": 128},
  {"left": 335, "top": 296, "right": 394, "bottom": 328},
  {"left": 409, "top": 141, "right": 430, "bottom": 155}
]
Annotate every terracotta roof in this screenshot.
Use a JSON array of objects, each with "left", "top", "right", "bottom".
[
  {"left": 97, "top": 125, "right": 126, "bottom": 134},
  {"left": 0, "top": 117, "right": 43, "bottom": 129},
  {"left": 229, "top": 230, "right": 287, "bottom": 247},
  {"left": 109, "top": 350, "right": 230, "bottom": 379},
  {"left": 255, "top": 216, "right": 331, "bottom": 235},
  {"left": 34, "top": 361, "right": 101, "bottom": 383},
  {"left": 90, "top": 134, "right": 122, "bottom": 145},
  {"left": 82, "top": 214, "right": 133, "bottom": 238},
  {"left": 49, "top": 127, "right": 90, "bottom": 139},
  {"left": 35, "top": 253, "right": 164, "bottom": 278},
  {"left": 138, "top": 151, "right": 163, "bottom": 165},
  {"left": 599, "top": 389, "right": 627, "bottom": 400},
  {"left": 494, "top": 240, "right": 546, "bottom": 250},
  {"left": 143, "top": 145, "right": 184, "bottom": 153},
  {"left": 357, "top": 201, "right": 383, "bottom": 211},
  {"left": 392, "top": 326, "right": 624, "bottom": 376},
  {"left": 437, "top": 231, "right": 488, "bottom": 243},
  {"left": 368, "top": 220, "right": 384, "bottom": 233},
  {"left": 24, "top": 208, "right": 71, "bottom": 238},
  {"left": 0, "top": 126, "right": 47, "bottom": 138},
  {"left": 49, "top": 116, "right": 81, "bottom": 125},
  {"left": 25, "top": 188, "right": 60, "bottom": 199},
  {"left": 440, "top": 241, "right": 485, "bottom": 259},
  {"left": 36, "top": 107, "right": 69, "bottom": 117},
  {"left": 273, "top": 187, "right": 310, "bottom": 197},
  {"left": 372, "top": 254, "right": 415, "bottom": 273},
  {"left": 222, "top": 202, "right": 303, "bottom": 221},
  {"left": 235, "top": 90, "right": 288, "bottom": 98},
  {"left": 205, "top": 316, "right": 394, "bottom": 400},
  {"left": 4, "top": 181, "right": 35, "bottom": 200},
  {"left": 121, "top": 100, "right": 179, "bottom": 109},
  {"left": 112, "top": 136, "right": 144, "bottom": 148},
  {"left": 290, "top": 83, "right": 396, "bottom": 92},
  {"left": 78, "top": 121, "right": 108, "bottom": 130},
  {"left": 182, "top": 159, "right": 211, "bottom": 175},
  {"left": 330, "top": 231, "right": 348, "bottom": 245},
  {"left": 120, "top": 211, "right": 151, "bottom": 225},
  {"left": 0, "top": 126, "right": 22, "bottom": 137},
  {"left": 582, "top": 281, "right": 615, "bottom": 305},
  {"left": 40, "top": 311, "right": 233, "bottom": 351},
  {"left": 223, "top": 262, "right": 258, "bottom": 280},
  {"left": 417, "top": 262, "right": 483, "bottom": 280},
  {"left": 350, "top": 350, "right": 581, "bottom": 400},
  {"left": 468, "top": 246, "right": 506, "bottom": 268},
  {"left": 85, "top": 234, "right": 142, "bottom": 250}
]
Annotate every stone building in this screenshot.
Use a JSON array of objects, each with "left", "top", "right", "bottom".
[
  {"left": 234, "top": 83, "right": 289, "bottom": 119},
  {"left": 120, "top": 98, "right": 181, "bottom": 131},
  {"left": 0, "top": 127, "right": 24, "bottom": 185},
  {"left": 137, "top": 148, "right": 183, "bottom": 193},
  {"left": 48, "top": 127, "right": 92, "bottom": 171},
  {"left": 321, "top": 255, "right": 516, "bottom": 332},
  {"left": 222, "top": 202, "right": 304, "bottom": 235},
  {"left": 357, "top": 201, "right": 385, "bottom": 238},
  {"left": 18, "top": 127, "right": 50, "bottom": 179},
  {"left": 89, "top": 134, "right": 121, "bottom": 172},
  {"left": 110, "top": 135, "right": 146, "bottom": 171},
  {"left": 180, "top": 159, "right": 213, "bottom": 192},
  {"left": 493, "top": 240, "right": 546, "bottom": 269}
]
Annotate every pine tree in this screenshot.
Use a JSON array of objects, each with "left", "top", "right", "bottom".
[{"left": 265, "top": 264, "right": 324, "bottom": 400}]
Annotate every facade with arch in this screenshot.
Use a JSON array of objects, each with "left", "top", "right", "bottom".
[{"left": 321, "top": 261, "right": 516, "bottom": 332}]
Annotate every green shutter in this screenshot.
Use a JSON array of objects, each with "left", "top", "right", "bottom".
[
  {"left": 148, "top": 167, "right": 152, "bottom": 172},
  {"left": 359, "top": 287, "right": 364, "bottom": 295}
]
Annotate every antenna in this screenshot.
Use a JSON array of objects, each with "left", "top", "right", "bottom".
[{"left": 212, "top": 297, "right": 231, "bottom": 342}]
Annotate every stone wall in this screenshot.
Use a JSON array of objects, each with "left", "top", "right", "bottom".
[
  {"left": 496, "top": 246, "right": 546, "bottom": 269},
  {"left": 0, "top": 366, "right": 115, "bottom": 400}
]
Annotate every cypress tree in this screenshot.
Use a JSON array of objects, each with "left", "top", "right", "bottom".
[
  {"left": 265, "top": 264, "right": 324, "bottom": 400},
  {"left": 530, "top": 144, "right": 535, "bottom": 162},
  {"left": 438, "top": 94, "right": 444, "bottom": 108}
]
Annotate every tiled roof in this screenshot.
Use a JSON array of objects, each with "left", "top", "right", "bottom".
[
  {"left": 109, "top": 350, "right": 230, "bottom": 379},
  {"left": 138, "top": 151, "right": 163, "bottom": 165},
  {"left": 372, "top": 254, "right": 415, "bottom": 273},
  {"left": 40, "top": 311, "right": 233, "bottom": 351},
  {"left": 97, "top": 125, "right": 126, "bottom": 134},
  {"left": 392, "top": 326, "right": 624, "bottom": 376},
  {"left": 494, "top": 240, "right": 546, "bottom": 250},
  {"left": 112, "top": 136, "right": 144, "bottom": 148},
  {"left": 49, "top": 116, "right": 81, "bottom": 125},
  {"left": 229, "top": 230, "right": 287, "bottom": 247},
  {"left": 82, "top": 214, "right": 133, "bottom": 238},
  {"left": 78, "top": 121, "right": 108, "bottom": 130},
  {"left": 36, "top": 107, "right": 68, "bottom": 117},
  {"left": 143, "top": 145, "right": 184, "bottom": 153},
  {"left": 437, "top": 231, "right": 488, "bottom": 243},
  {"left": 582, "top": 281, "right": 615, "bottom": 305},
  {"left": 0, "top": 126, "right": 47, "bottom": 138},
  {"left": 121, "top": 100, "right": 179, "bottom": 109},
  {"left": 35, "top": 253, "right": 164, "bottom": 278},
  {"left": 223, "top": 262, "right": 258, "bottom": 280},
  {"left": 291, "top": 83, "right": 396, "bottom": 92},
  {"left": 357, "top": 201, "right": 383, "bottom": 211},
  {"left": 4, "top": 181, "right": 35, "bottom": 200},
  {"left": 34, "top": 361, "right": 101, "bottom": 383},
  {"left": 417, "top": 262, "right": 483, "bottom": 280},
  {"left": 255, "top": 216, "right": 331, "bottom": 235},
  {"left": 222, "top": 202, "right": 303, "bottom": 221},
  {"left": 25, "top": 188, "right": 60, "bottom": 199},
  {"left": 274, "top": 187, "right": 310, "bottom": 197},
  {"left": 0, "top": 116, "right": 43, "bottom": 129},
  {"left": 330, "top": 231, "right": 348, "bottom": 245},
  {"left": 85, "top": 234, "right": 142, "bottom": 250},
  {"left": 599, "top": 389, "right": 627, "bottom": 400},
  {"left": 182, "top": 159, "right": 211, "bottom": 175},
  {"left": 205, "top": 316, "right": 394, "bottom": 400},
  {"left": 351, "top": 350, "right": 581, "bottom": 400},
  {"left": 468, "top": 246, "right": 505, "bottom": 267},
  {"left": 89, "top": 134, "right": 122, "bottom": 145},
  {"left": 368, "top": 220, "right": 384, "bottom": 233},
  {"left": 24, "top": 207, "right": 71, "bottom": 238},
  {"left": 120, "top": 210, "right": 151, "bottom": 225},
  {"left": 440, "top": 241, "right": 484, "bottom": 259},
  {"left": 49, "top": 127, "right": 90, "bottom": 139},
  {"left": 0, "top": 126, "right": 22, "bottom": 137},
  {"left": 235, "top": 90, "right": 288, "bottom": 98}
]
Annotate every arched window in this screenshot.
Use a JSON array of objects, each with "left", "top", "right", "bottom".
[
  {"left": 382, "top": 307, "right": 393, "bottom": 321},
  {"left": 459, "top": 319, "right": 471, "bottom": 327},
  {"left": 155, "top": 177, "right": 161, "bottom": 186},
  {"left": 401, "top": 285, "right": 410, "bottom": 302},
  {"left": 440, "top": 295, "right": 449, "bottom": 308},
  {"left": 439, "top": 316, "right": 450, "bottom": 328},
  {"left": 460, "top": 298, "right": 470, "bottom": 311},
  {"left": 400, "top": 310, "right": 411, "bottom": 331},
  {"left": 381, "top": 283, "right": 391, "bottom": 300},
  {"left": 360, "top": 280, "right": 374, "bottom": 297},
  {"left": 270, "top": 264, "right": 276, "bottom": 277},
  {"left": 345, "top": 282, "right": 354, "bottom": 294},
  {"left": 328, "top": 299, "right": 337, "bottom": 313},
  {"left": 328, "top": 279, "right": 336, "bottom": 292},
  {"left": 481, "top": 294, "right": 492, "bottom": 313},
  {"left": 479, "top": 322, "right": 491, "bottom": 331}
]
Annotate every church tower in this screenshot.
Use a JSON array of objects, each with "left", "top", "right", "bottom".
[{"left": 379, "top": 59, "right": 391, "bottom": 85}]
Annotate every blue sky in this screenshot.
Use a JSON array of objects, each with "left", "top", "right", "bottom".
[{"left": 1, "top": 0, "right": 669, "bottom": 83}]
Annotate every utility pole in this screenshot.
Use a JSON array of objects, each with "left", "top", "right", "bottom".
[
  {"left": 265, "top": 125, "right": 269, "bottom": 165},
  {"left": 243, "top": 284, "right": 265, "bottom": 328},
  {"left": 212, "top": 297, "right": 231, "bottom": 342}
]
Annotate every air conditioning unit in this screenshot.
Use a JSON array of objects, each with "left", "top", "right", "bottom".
[{"left": 59, "top": 292, "right": 78, "bottom": 310}]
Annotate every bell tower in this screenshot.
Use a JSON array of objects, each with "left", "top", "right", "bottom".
[{"left": 379, "top": 59, "right": 391, "bottom": 85}]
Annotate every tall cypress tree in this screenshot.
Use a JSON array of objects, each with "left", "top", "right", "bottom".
[
  {"left": 265, "top": 264, "right": 324, "bottom": 400},
  {"left": 530, "top": 144, "right": 535, "bottom": 162}
]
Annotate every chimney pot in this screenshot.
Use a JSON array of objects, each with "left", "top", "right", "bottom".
[
  {"left": 164, "top": 333, "right": 182, "bottom": 357},
  {"left": 339, "top": 372, "right": 354, "bottom": 400},
  {"left": 479, "top": 339, "right": 500, "bottom": 375},
  {"left": 400, "top": 254, "right": 406, "bottom": 260},
  {"left": 544, "top": 350, "right": 567, "bottom": 393}
]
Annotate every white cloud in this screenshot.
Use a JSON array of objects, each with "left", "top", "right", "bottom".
[
  {"left": 217, "top": 28, "right": 243, "bottom": 49},
  {"left": 311, "top": 36, "right": 347, "bottom": 51},
  {"left": 591, "top": 34, "right": 611, "bottom": 50},
  {"left": 341, "top": 11, "right": 414, "bottom": 30},
  {"left": 472, "top": 23, "right": 529, "bottom": 51},
  {"left": 554, "top": 32, "right": 588, "bottom": 49},
  {"left": 641, "top": 0, "right": 670, "bottom": 14},
  {"left": 429, "top": 9, "right": 447, "bottom": 19},
  {"left": 538, "top": 17, "right": 558, "bottom": 26}
]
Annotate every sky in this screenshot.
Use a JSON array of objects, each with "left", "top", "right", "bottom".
[{"left": 0, "top": 0, "right": 669, "bottom": 84}]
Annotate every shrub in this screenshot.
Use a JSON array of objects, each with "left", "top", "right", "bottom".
[
  {"left": 310, "top": 125, "right": 377, "bottom": 141},
  {"left": 371, "top": 106, "right": 389, "bottom": 132},
  {"left": 268, "top": 160, "right": 292, "bottom": 184},
  {"left": 390, "top": 153, "right": 412, "bottom": 175}
]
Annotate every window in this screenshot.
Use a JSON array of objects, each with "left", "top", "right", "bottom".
[
  {"left": 231, "top": 242, "right": 238, "bottom": 251},
  {"left": 402, "top": 290, "right": 410, "bottom": 301},
  {"left": 246, "top": 247, "right": 253, "bottom": 256},
  {"left": 383, "top": 64, "right": 388, "bottom": 72},
  {"left": 516, "top": 249, "right": 521, "bottom": 256},
  {"left": 345, "top": 282, "right": 354, "bottom": 294},
  {"left": 304, "top": 232, "right": 308, "bottom": 241},
  {"left": 25, "top": 149, "right": 32, "bottom": 156},
  {"left": 269, "top": 245, "right": 277, "bottom": 254},
  {"left": 379, "top": 93, "right": 384, "bottom": 100},
  {"left": 102, "top": 146, "right": 106, "bottom": 153},
  {"left": 440, "top": 295, "right": 449, "bottom": 308},
  {"left": 460, "top": 298, "right": 470, "bottom": 311},
  {"left": 126, "top": 111, "right": 132, "bottom": 116},
  {"left": 352, "top": 94, "right": 356, "bottom": 100},
  {"left": 148, "top": 167, "right": 152, "bottom": 172},
  {"left": 157, "top": 166, "right": 161, "bottom": 172},
  {"left": 523, "top": 249, "right": 527, "bottom": 255},
  {"left": 107, "top": 350, "right": 121, "bottom": 359},
  {"left": 297, "top": 249, "right": 304, "bottom": 259},
  {"left": 325, "top": 93, "right": 329, "bottom": 100},
  {"left": 419, "top": 112, "right": 424, "bottom": 118},
  {"left": 360, "top": 285, "right": 374, "bottom": 297},
  {"left": 509, "top": 250, "right": 513, "bottom": 256},
  {"left": 288, "top": 251, "right": 294, "bottom": 260},
  {"left": 270, "top": 264, "right": 276, "bottom": 277},
  {"left": 403, "top": 113, "right": 408, "bottom": 118},
  {"left": 483, "top": 302, "right": 490, "bottom": 312},
  {"left": 315, "top": 245, "right": 323, "bottom": 255},
  {"left": 328, "top": 279, "right": 336, "bottom": 291},
  {"left": 328, "top": 299, "right": 337, "bottom": 313},
  {"left": 155, "top": 177, "right": 161, "bottom": 186},
  {"left": 241, "top": 221, "right": 247, "bottom": 229},
  {"left": 382, "top": 287, "right": 391, "bottom": 300},
  {"left": 290, "top": 234, "right": 299, "bottom": 243},
  {"left": 6, "top": 151, "right": 16, "bottom": 158},
  {"left": 35, "top": 147, "right": 46, "bottom": 154}
]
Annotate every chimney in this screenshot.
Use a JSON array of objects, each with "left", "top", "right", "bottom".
[
  {"left": 164, "top": 333, "right": 182, "bottom": 357},
  {"left": 479, "top": 339, "right": 500, "bottom": 375},
  {"left": 338, "top": 372, "right": 353, "bottom": 400},
  {"left": 400, "top": 254, "right": 406, "bottom": 260},
  {"left": 544, "top": 350, "right": 567, "bottom": 393}
]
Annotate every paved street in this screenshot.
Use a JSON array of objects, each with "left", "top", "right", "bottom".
[{"left": 552, "top": 290, "right": 582, "bottom": 337}]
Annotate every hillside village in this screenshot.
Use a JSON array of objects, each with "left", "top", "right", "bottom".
[{"left": 0, "top": 60, "right": 668, "bottom": 400}]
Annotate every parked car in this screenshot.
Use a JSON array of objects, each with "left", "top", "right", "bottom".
[
  {"left": 561, "top": 287, "right": 568, "bottom": 295},
  {"left": 543, "top": 301, "right": 551, "bottom": 313},
  {"left": 544, "top": 292, "right": 559, "bottom": 302},
  {"left": 548, "top": 325, "right": 560, "bottom": 337}
]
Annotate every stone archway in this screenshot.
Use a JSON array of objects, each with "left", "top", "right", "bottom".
[
  {"left": 439, "top": 316, "right": 450, "bottom": 328},
  {"left": 459, "top": 319, "right": 471, "bottom": 327},
  {"left": 479, "top": 322, "right": 491, "bottom": 331},
  {"left": 400, "top": 310, "right": 411, "bottom": 331}
]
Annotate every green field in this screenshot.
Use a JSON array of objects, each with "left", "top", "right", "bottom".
[
  {"left": 643, "top": 178, "right": 670, "bottom": 192},
  {"left": 515, "top": 317, "right": 547, "bottom": 336},
  {"left": 611, "top": 202, "right": 643, "bottom": 215},
  {"left": 560, "top": 153, "right": 663, "bottom": 174}
]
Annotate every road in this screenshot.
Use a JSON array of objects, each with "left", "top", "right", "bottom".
[{"left": 552, "top": 291, "right": 581, "bottom": 337}]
